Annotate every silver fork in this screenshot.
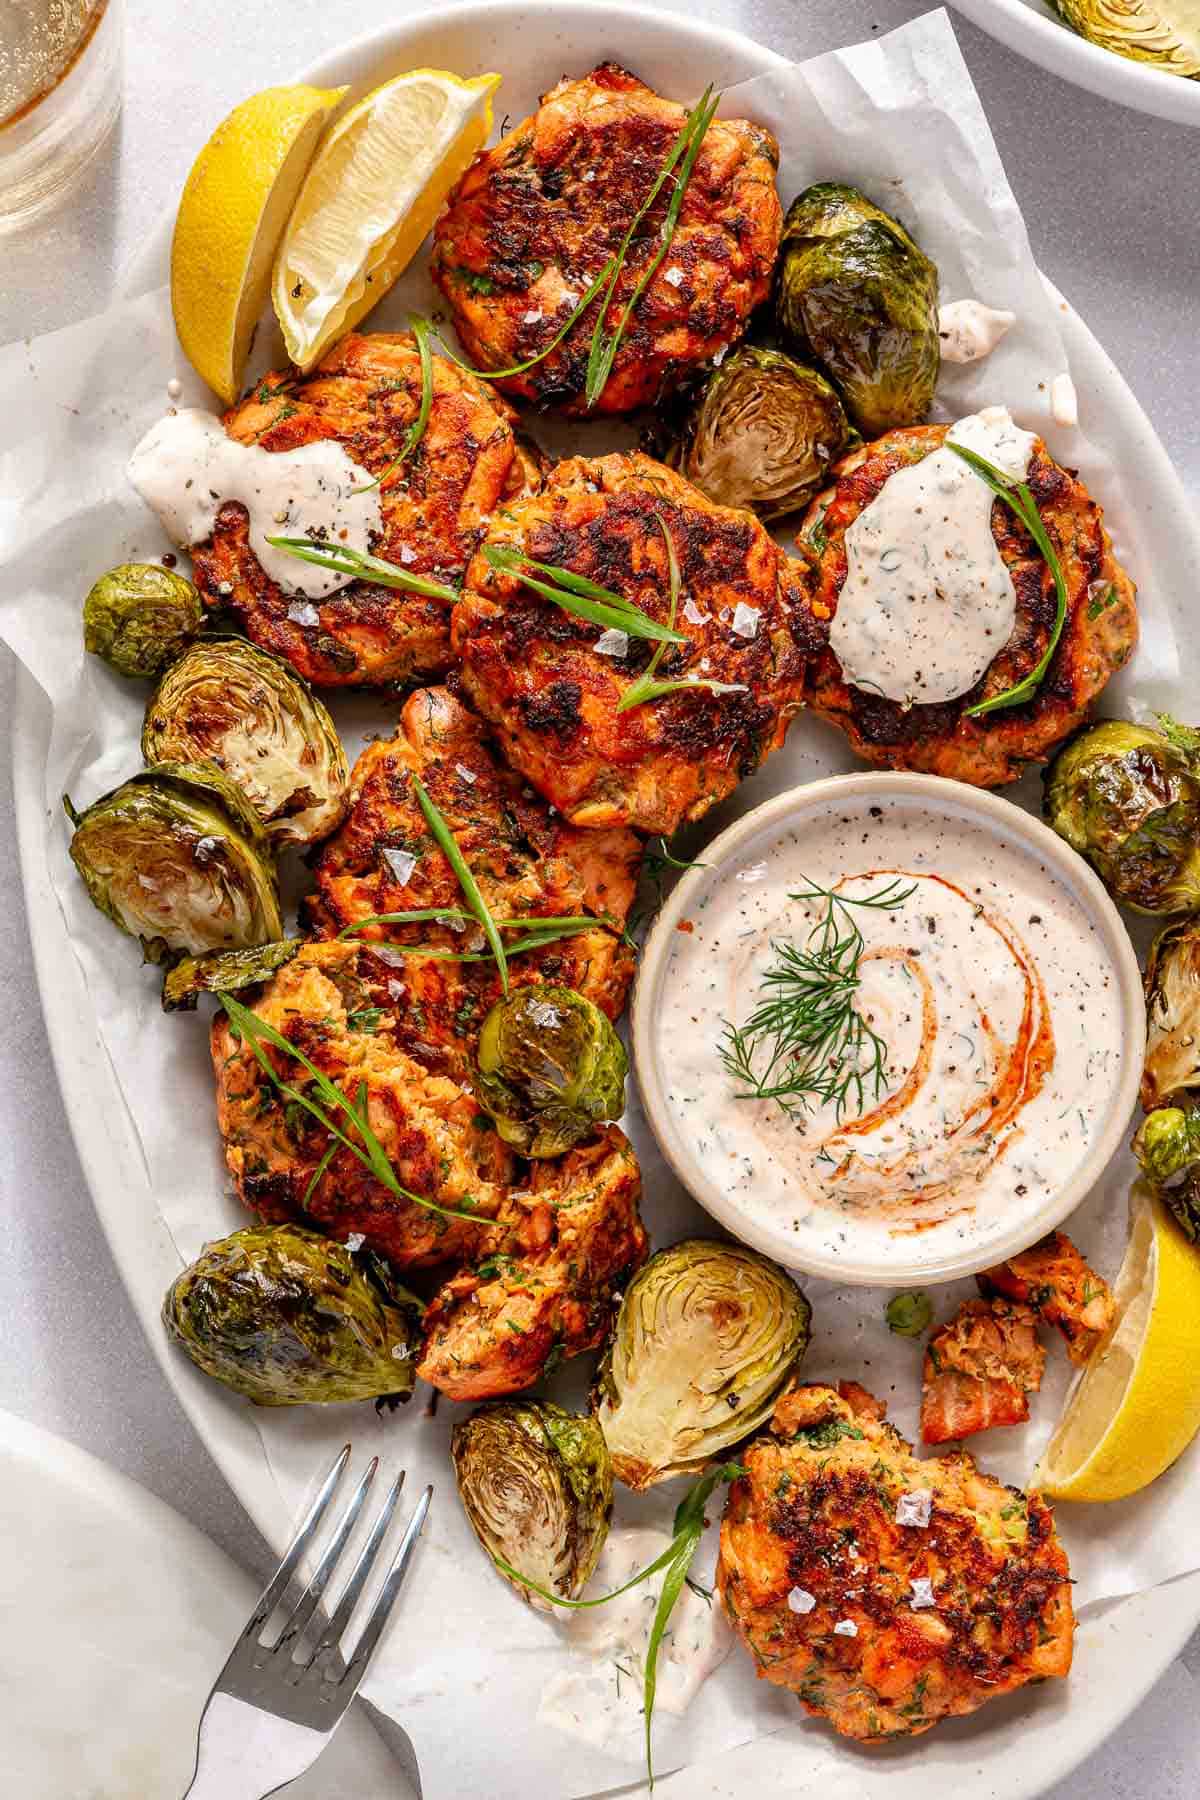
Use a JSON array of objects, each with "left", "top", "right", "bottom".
[{"left": 183, "top": 1446, "right": 431, "bottom": 1800}]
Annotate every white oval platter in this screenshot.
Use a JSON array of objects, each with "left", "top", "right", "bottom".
[{"left": 12, "top": 4, "right": 1200, "bottom": 1796}]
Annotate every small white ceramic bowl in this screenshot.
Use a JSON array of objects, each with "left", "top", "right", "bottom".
[{"left": 632, "top": 771, "right": 1145, "bottom": 1286}]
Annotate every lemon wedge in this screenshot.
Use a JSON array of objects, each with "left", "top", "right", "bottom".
[
  {"left": 1034, "top": 1183, "right": 1200, "bottom": 1501},
  {"left": 273, "top": 68, "right": 500, "bottom": 370},
  {"left": 171, "top": 84, "right": 348, "bottom": 405}
]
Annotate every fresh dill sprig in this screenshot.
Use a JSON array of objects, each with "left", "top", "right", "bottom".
[
  {"left": 266, "top": 536, "right": 459, "bottom": 603},
  {"left": 482, "top": 541, "right": 686, "bottom": 644},
  {"left": 616, "top": 516, "right": 748, "bottom": 713},
  {"left": 720, "top": 876, "right": 916, "bottom": 1122},
  {"left": 944, "top": 441, "right": 1069, "bottom": 718},
  {"left": 350, "top": 313, "right": 435, "bottom": 494}
]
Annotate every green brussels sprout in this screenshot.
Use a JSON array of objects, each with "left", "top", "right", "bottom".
[
  {"left": 593, "top": 1238, "right": 812, "bottom": 1490},
  {"left": 161, "top": 939, "right": 301, "bottom": 1012},
  {"left": 162, "top": 1224, "right": 424, "bottom": 1405},
  {"left": 142, "top": 638, "right": 350, "bottom": 847},
  {"left": 885, "top": 1290, "right": 932, "bottom": 1337},
  {"left": 1132, "top": 1109, "right": 1200, "bottom": 1242},
  {"left": 1142, "top": 917, "right": 1200, "bottom": 1111},
  {"left": 475, "top": 985, "right": 627, "bottom": 1157},
  {"left": 1052, "top": 0, "right": 1200, "bottom": 80},
  {"left": 83, "top": 562, "right": 204, "bottom": 679},
  {"left": 66, "top": 760, "right": 283, "bottom": 964},
  {"left": 452, "top": 1401, "right": 613, "bottom": 1609},
  {"left": 669, "top": 346, "right": 857, "bottom": 522},
  {"left": 1043, "top": 718, "right": 1200, "bottom": 914},
  {"left": 775, "top": 182, "right": 940, "bottom": 438}
]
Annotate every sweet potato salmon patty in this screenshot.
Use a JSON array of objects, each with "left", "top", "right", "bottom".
[
  {"left": 718, "top": 1382, "right": 1073, "bottom": 1742},
  {"left": 304, "top": 685, "right": 642, "bottom": 1031},
  {"left": 431, "top": 62, "right": 782, "bottom": 415},
  {"left": 451, "top": 451, "right": 812, "bottom": 833},
  {"left": 190, "top": 331, "right": 541, "bottom": 688},
  {"left": 798, "top": 424, "right": 1137, "bottom": 787}
]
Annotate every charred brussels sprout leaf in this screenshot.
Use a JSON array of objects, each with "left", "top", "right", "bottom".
[
  {"left": 1052, "top": 0, "right": 1200, "bottom": 79},
  {"left": 452, "top": 1401, "right": 613, "bottom": 1609},
  {"left": 83, "top": 563, "right": 204, "bottom": 679},
  {"left": 1043, "top": 719, "right": 1200, "bottom": 914},
  {"left": 594, "top": 1238, "right": 811, "bottom": 1490},
  {"left": 161, "top": 1224, "right": 424, "bottom": 1405},
  {"left": 669, "top": 346, "right": 857, "bottom": 521},
  {"left": 475, "top": 985, "right": 627, "bottom": 1157},
  {"left": 162, "top": 939, "right": 300, "bottom": 1012},
  {"left": 1142, "top": 917, "right": 1200, "bottom": 1110},
  {"left": 1132, "top": 1110, "right": 1200, "bottom": 1242},
  {"left": 67, "top": 760, "right": 282, "bottom": 964},
  {"left": 775, "top": 182, "right": 940, "bottom": 438},
  {"left": 142, "top": 638, "right": 350, "bottom": 847}
]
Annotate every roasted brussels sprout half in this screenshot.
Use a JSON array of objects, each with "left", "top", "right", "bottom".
[
  {"left": 452, "top": 1401, "right": 613, "bottom": 1609},
  {"left": 1043, "top": 718, "right": 1200, "bottom": 914},
  {"left": 142, "top": 638, "right": 350, "bottom": 847},
  {"left": 66, "top": 760, "right": 282, "bottom": 964},
  {"left": 162, "top": 1224, "right": 424, "bottom": 1405},
  {"left": 1052, "top": 0, "right": 1200, "bottom": 80},
  {"left": 1132, "top": 1109, "right": 1200, "bottom": 1242},
  {"left": 594, "top": 1238, "right": 811, "bottom": 1490},
  {"left": 475, "top": 985, "right": 627, "bottom": 1157},
  {"left": 669, "top": 346, "right": 857, "bottom": 522},
  {"left": 1142, "top": 917, "right": 1200, "bottom": 1111},
  {"left": 161, "top": 939, "right": 300, "bottom": 1012},
  {"left": 83, "top": 562, "right": 204, "bottom": 679},
  {"left": 775, "top": 182, "right": 940, "bottom": 437}
]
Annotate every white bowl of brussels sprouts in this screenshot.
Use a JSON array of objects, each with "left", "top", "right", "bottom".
[
  {"left": 948, "top": 0, "right": 1200, "bottom": 130},
  {"left": 633, "top": 771, "right": 1145, "bottom": 1286}
]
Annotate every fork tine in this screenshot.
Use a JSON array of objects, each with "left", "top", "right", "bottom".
[
  {"left": 337, "top": 1483, "right": 433, "bottom": 1691},
  {"left": 272, "top": 1456, "right": 379, "bottom": 1653},
  {"left": 243, "top": 1444, "right": 350, "bottom": 1638},
  {"left": 305, "top": 1467, "right": 406, "bottom": 1669}
]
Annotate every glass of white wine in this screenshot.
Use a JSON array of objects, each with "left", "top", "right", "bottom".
[{"left": 0, "top": 0, "right": 122, "bottom": 230}]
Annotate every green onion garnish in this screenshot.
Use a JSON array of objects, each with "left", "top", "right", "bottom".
[
  {"left": 616, "top": 516, "right": 748, "bottom": 712},
  {"left": 945, "top": 441, "right": 1070, "bottom": 718},
  {"left": 585, "top": 87, "right": 719, "bottom": 409},
  {"left": 409, "top": 775, "right": 508, "bottom": 995},
  {"left": 483, "top": 542, "right": 685, "bottom": 645},
  {"left": 350, "top": 314, "right": 435, "bottom": 494},
  {"left": 219, "top": 992, "right": 484, "bottom": 1225},
  {"left": 266, "top": 537, "right": 459, "bottom": 603}
]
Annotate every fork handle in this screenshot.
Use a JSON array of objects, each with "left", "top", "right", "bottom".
[{"left": 184, "top": 1691, "right": 329, "bottom": 1800}]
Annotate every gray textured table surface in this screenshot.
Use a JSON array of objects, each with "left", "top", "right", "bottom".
[{"left": 2, "top": 1, "right": 1198, "bottom": 1794}]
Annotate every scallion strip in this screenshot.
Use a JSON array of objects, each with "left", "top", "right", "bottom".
[
  {"left": 945, "top": 441, "right": 1070, "bottom": 718},
  {"left": 350, "top": 314, "right": 435, "bottom": 494},
  {"left": 266, "top": 536, "right": 460, "bottom": 603},
  {"left": 409, "top": 774, "right": 508, "bottom": 995},
  {"left": 483, "top": 543, "right": 685, "bottom": 645}
]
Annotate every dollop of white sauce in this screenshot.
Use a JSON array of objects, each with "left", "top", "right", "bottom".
[
  {"left": 127, "top": 408, "right": 382, "bottom": 599},
  {"left": 537, "top": 1528, "right": 731, "bottom": 1748},
  {"left": 937, "top": 300, "right": 1016, "bottom": 364},
  {"left": 657, "top": 794, "right": 1127, "bottom": 1268},
  {"left": 1050, "top": 372, "right": 1079, "bottom": 429},
  {"left": 830, "top": 405, "right": 1037, "bottom": 708}
]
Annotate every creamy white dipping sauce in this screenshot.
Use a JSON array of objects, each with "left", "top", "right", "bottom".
[
  {"left": 538, "top": 1528, "right": 730, "bottom": 1747},
  {"left": 937, "top": 300, "right": 1016, "bottom": 365},
  {"left": 656, "top": 794, "right": 1126, "bottom": 1268},
  {"left": 127, "top": 408, "right": 382, "bottom": 598},
  {"left": 830, "top": 405, "right": 1037, "bottom": 709}
]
